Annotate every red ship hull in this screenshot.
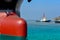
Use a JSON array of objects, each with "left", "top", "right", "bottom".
[{"left": 0, "top": 12, "right": 27, "bottom": 40}]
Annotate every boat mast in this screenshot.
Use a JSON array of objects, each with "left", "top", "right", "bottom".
[{"left": 41, "top": 13, "right": 47, "bottom": 21}]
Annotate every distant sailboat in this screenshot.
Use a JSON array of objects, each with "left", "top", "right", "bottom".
[{"left": 40, "top": 13, "right": 51, "bottom": 22}]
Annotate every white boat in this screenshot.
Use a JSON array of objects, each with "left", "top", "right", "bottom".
[{"left": 40, "top": 13, "right": 51, "bottom": 22}]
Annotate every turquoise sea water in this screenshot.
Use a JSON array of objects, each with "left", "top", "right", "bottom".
[{"left": 27, "top": 21, "right": 60, "bottom": 40}]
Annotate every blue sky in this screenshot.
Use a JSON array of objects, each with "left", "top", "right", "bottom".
[{"left": 20, "top": 0, "right": 60, "bottom": 20}]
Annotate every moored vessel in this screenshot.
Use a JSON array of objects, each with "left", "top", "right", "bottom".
[
  {"left": 54, "top": 16, "right": 60, "bottom": 23},
  {"left": 40, "top": 13, "right": 51, "bottom": 22}
]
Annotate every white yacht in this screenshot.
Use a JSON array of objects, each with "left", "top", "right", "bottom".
[{"left": 40, "top": 13, "right": 51, "bottom": 22}]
